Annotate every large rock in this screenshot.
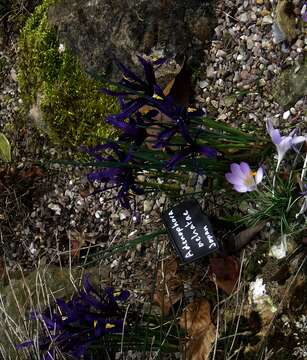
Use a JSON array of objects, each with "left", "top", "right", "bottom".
[
  {"left": 272, "top": 61, "right": 307, "bottom": 108},
  {"left": 275, "top": 0, "right": 298, "bottom": 43},
  {"left": 47, "top": 0, "right": 216, "bottom": 80}
]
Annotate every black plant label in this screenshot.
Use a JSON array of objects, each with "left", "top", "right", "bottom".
[{"left": 162, "top": 199, "right": 219, "bottom": 263}]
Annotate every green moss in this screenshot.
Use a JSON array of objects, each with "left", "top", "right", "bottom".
[{"left": 17, "top": 0, "right": 118, "bottom": 149}]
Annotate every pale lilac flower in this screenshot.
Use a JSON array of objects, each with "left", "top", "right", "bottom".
[
  {"left": 225, "top": 162, "right": 264, "bottom": 193},
  {"left": 266, "top": 120, "right": 306, "bottom": 168},
  {"left": 301, "top": 3, "right": 307, "bottom": 22}
]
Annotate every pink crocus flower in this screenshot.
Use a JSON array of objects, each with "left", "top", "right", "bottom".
[
  {"left": 266, "top": 120, "right": 306, "bottom": 169},
  {"left": 225, "top": 162, "right": 264, "bottom": 193}
]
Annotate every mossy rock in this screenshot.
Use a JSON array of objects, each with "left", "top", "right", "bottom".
[{"left": 17, "top": 0, "right": 119, "bottom": 149}]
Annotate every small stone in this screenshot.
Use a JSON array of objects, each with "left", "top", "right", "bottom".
[
  {"left": 10, "top": 69, "right": 17, "bottom": 82},
  {"left": 119, "top": 210, "right": 129, "bottom": 221},
  {"left": 262, "top": 15, "right": 273, "bottom": 25},
  {"left": 111, "top": 259, "right": 119, "bottom": 268},
  {"left": 49, "top": 148, "right": 56, "bottom": 156},
  {"left": 216, "top": 49, "right": 226, "bottom": 58},
  {"left": 224, "top": 95, "right": 236, "bottom": 107},
  {"left": 290, "top": 107, "right": 296, "bottom": 115},
  {"left": 64, "top": 190, "right": 74, "bottom": 199},
  {"left": 95, "top": 210, "right": 103, "bottom": 219},
  {"left": 128, "top": 230, "right": 138, "bottom": 238},
  {"left": 259, "top": 78, "right": 266, "bottom": 87},
  {"left": 199, "top": 80, "right": 208, "bottom": 89},
  {"left": 282, "top": 110, "right": 291, "bottom": 120},
  {"left": 143, "top": 200, "right": 154, "bottom": 213},
  {"left": 233, "top": 72, "right": 240, "bottom": 82},
  {"left": 206, "top": 66, "right": 216, "bottom": 79},
  {"left": 211, "top": 100, "right": 219, "bottom": 108},
  {"left": 29, "top": 242, "right": 37, "bottom": 255},
  {"left": 137, "top": 175, "right": 146, "bottom": 182},
  {"left": 239, "top": 13, "right": 249, "bottom": 23},
  {"left": 272, "top": 23, "right": 286, "bottom": 44},
  {"left": 260, "top": 9, "right": 270, "bottom": 16},
  {"left": 217, "top": 113, "right": 227, "bottom": 120},
  {"left": 48, "top": 203, "right": 61, "bottom": 215},
  {"left": 240, "top": 70, "right": 250, "bottom": 80},
  {"left": 246, "top": 38, "right": 254, "bottom": 50}
]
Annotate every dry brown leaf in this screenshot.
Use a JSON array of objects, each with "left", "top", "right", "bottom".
[
  {"left": 209, "top": 256, "right": 240, "bottom": 295},
  {"left": 180, "top": 299, "right": 216, "bottom": 360},
  {"left": 19, "top": 165, "right": 44, "bottom": 180},
  {"left": 153, "top": 257, "right": 183, "bottom": 315},
  {"left": 67, "top": 230, "right": 98, "bottom": 258},
  {"left": 140, "top": 62, "right": 194, "bottom": 150}
]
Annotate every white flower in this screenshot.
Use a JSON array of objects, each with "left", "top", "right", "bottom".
[
  {"left": 58, "top": 43, "right": 65, "bottom": 54},
  {"left": 250, "top": 278, "right": 267, "bottom": 304},
  {"left": 269, "top": 236, "right": 287, "bottom": 259}
]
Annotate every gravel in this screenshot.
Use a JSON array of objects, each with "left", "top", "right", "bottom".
[
  {"left": 0, "top": 0, "right": 306, "bottom": 300},
  {"left": 195, "top": 0, "right": 306, "bottom": 130}
]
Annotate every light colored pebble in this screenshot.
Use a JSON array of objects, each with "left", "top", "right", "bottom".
[{"left": 282, "top": 110, "right": 291, "bottom": 120}]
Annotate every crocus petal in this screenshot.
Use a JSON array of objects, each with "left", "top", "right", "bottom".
[
  {"left": 266, "top": 120, "right": 282, "bottom": 144},
  {"left": 239, "top": 162, "right": 251, "bottom": 176},
  {"left": 266, "top": 119, "right": 274, "bottom": 134},
  {"left": 270, "top": 129, "right": 282, "bottom": 145},
  {"left": 230, "top": 163, "right": 246, "bottom": 179},
  {"left": 277, "top": 136, "right": 292, "bottom": 162},
  {"left": 225, "top": 172, "right": 244, "bottom": 186},
  {"left": 255, "top": 166, "right": 264, "bottom": 184},
  {"left": 292, "top": 136, "right": 306, "bottom": 145},
  {"left": 233, "top": 184, "right": 249, "bottom": 192},
  {"left": 266, "top": 119, "right": 275, "bottom": 135}
]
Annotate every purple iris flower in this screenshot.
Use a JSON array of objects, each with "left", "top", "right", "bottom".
[
  {"left": 100, "top": 57, "right": 206, "bottom": 145},
  {"left": 100, "top": 56, "right": 166, "bottom": 121},
  {"left": 107, "top": 96, "right": 159, "bottom": 146},
  {"left": 166, "top": 144, "right": 217, "bottom": 170},
  {"left": 81, "top": 142, "right": 143, "bottom": 209},
  {"left": 225, "top": 162, "right": 264, "bottom": 192},
  {"left": 266, "top": 120, "right": 306, "bottom": 169},
  {"left": 16, "top": 275, "right": 129, "bottom": 359}
]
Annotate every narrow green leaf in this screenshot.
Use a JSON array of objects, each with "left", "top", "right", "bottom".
[{"left": 0, "top": 133, "right": 11, "bottom": 162}]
